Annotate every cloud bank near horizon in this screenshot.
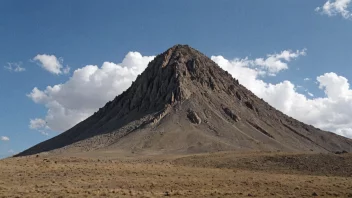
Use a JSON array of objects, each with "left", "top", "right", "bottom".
[{"left": 28, "top": 50, "right": 352, "bottom": 139}]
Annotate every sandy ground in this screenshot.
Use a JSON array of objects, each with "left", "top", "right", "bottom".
[{"left": 1, "top": 151, "right": 352, "bottom": 197}]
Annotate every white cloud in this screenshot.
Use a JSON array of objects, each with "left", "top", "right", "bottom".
[
  {"left": 4, "top": 62, "right": 25, "bottom": 72},
  {"left": 317, "top": 72, "right": 352, "bottom": 100},
  {"left": 28, "top": 52, "right": 155, "bottom": 132},
  {"left": 210, "top": 49, "right": 306, "bottom": 97},
  {"left": 316, "top": 0, "right": 352, "bottom": 19},
  {"left": 253, "top": 49, "right": 306, "bottom": 74},
  {"left": 308, "top": 92, "right": 314, "bottom": 97},
  {"left": 27, "top": 87, "right": 50, "bottom": 104},
  {"left": 304, "top": 78, "right": 311, "bottom": 81},
  {"left": 336, "top": 128, "right": 352, "bottom": 137},
  {"left": 29, "top": 118, "right": 47, "bottom": 129},
  {"left": 1, "top": 136, "right": 10, "bottom": 141},
  {"left": 212, "top": 55, "right": 352, "bottom": 139},
  {"left": 32, "top": 54, "right": 70, "bottom": 75},
  {"left": 214, "top": 49, "right": 306, "bottom": 77}
]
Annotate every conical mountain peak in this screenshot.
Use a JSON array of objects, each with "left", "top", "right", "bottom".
[
  {"left": 161, "top": 44, "right": 200, "bottom": 59},
  {"left": 16, "top": 45, "right": 352, "bottom": 157}
]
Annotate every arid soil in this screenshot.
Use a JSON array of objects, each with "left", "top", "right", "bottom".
[{"left": 1, "top": 152, "right": 352, "bottom": 197}]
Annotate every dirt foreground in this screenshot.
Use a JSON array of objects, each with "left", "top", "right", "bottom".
[{"left": 1, "top": 151, "right": 352, "bottom": 197}]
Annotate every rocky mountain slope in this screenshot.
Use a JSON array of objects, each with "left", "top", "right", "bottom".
[{"left": 16, "top": 45, "right": 352, "bottom": 156}]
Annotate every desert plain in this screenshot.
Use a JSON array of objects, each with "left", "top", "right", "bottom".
[{"left": 1, "top": 151, "right": 352, "bottom": 198}]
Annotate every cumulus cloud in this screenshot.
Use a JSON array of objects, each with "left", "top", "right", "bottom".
[
  {"left": 29, "top": 118, "right": 47, "bottom": 130},
  {"left": 1, "top": 136, "right": 10, "bottom": 141},
  {"left": 316, "top": 0, "right": 352, "bottom": 19},
  {"left": 210, "top": 49, "right": 306, "bottom": 97},
  {"left": 212, "top": 55, "right": 352, "bottom": 139},
  {"left": 215, "top": 49, "right": 306, "bottom": 77},
  {"left": 32, "top": 54, "right": 70, "bottom": 75},
  {"left": 27, "top": 88, "right": 49, "bottom": 104},
  {"left": 28, "top": 52, "right": 155, "bottom": 132},
  {"left": 253, "top": 49, "right": 306, "bottom": 74},
  {"left": 4, "top": 62, "right": 25, "bottom": 72},
  {"left": 317, "top": 72, "right": 352, "bottom": 100}
]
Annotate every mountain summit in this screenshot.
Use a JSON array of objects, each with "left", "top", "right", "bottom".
[{"left": 17, "top": 45, "right": 352, "bottom": 156}]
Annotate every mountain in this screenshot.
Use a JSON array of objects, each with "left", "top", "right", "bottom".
[{"left": 17, "top": 45, "right": 352, "bottom": 157}]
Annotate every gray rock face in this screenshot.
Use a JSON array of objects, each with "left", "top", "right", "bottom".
[
  {"left": 16, "top": 45, "right": 352, "bottom": 157},
  {"left": 223, "top": 107, "right": 240, "bottom": 122},
  {"left": 187, "top": 110, "right": 201, "bottom": 124}
]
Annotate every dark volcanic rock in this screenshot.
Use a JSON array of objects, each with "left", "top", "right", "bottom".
[{"left": 16, "top": 44, "right": 352, "bottom": 157}]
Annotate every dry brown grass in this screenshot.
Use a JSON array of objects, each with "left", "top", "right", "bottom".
[{"left": 1, "top": 152, "right": 352, "bottom": 197}]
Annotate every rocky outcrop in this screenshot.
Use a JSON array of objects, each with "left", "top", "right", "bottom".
[
  {"left": 187, "top": 110, "right": 201, "bottom": 124},
  {"left": 223, "top": 107, "right": 240, "bottom": 122},
  {"left": 245, "top": 101, "right": 254, "bottom": 110}
]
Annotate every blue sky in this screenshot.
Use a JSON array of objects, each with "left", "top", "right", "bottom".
[{"left": 1, "top": 0, "right": 352, "bottom": 158}]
